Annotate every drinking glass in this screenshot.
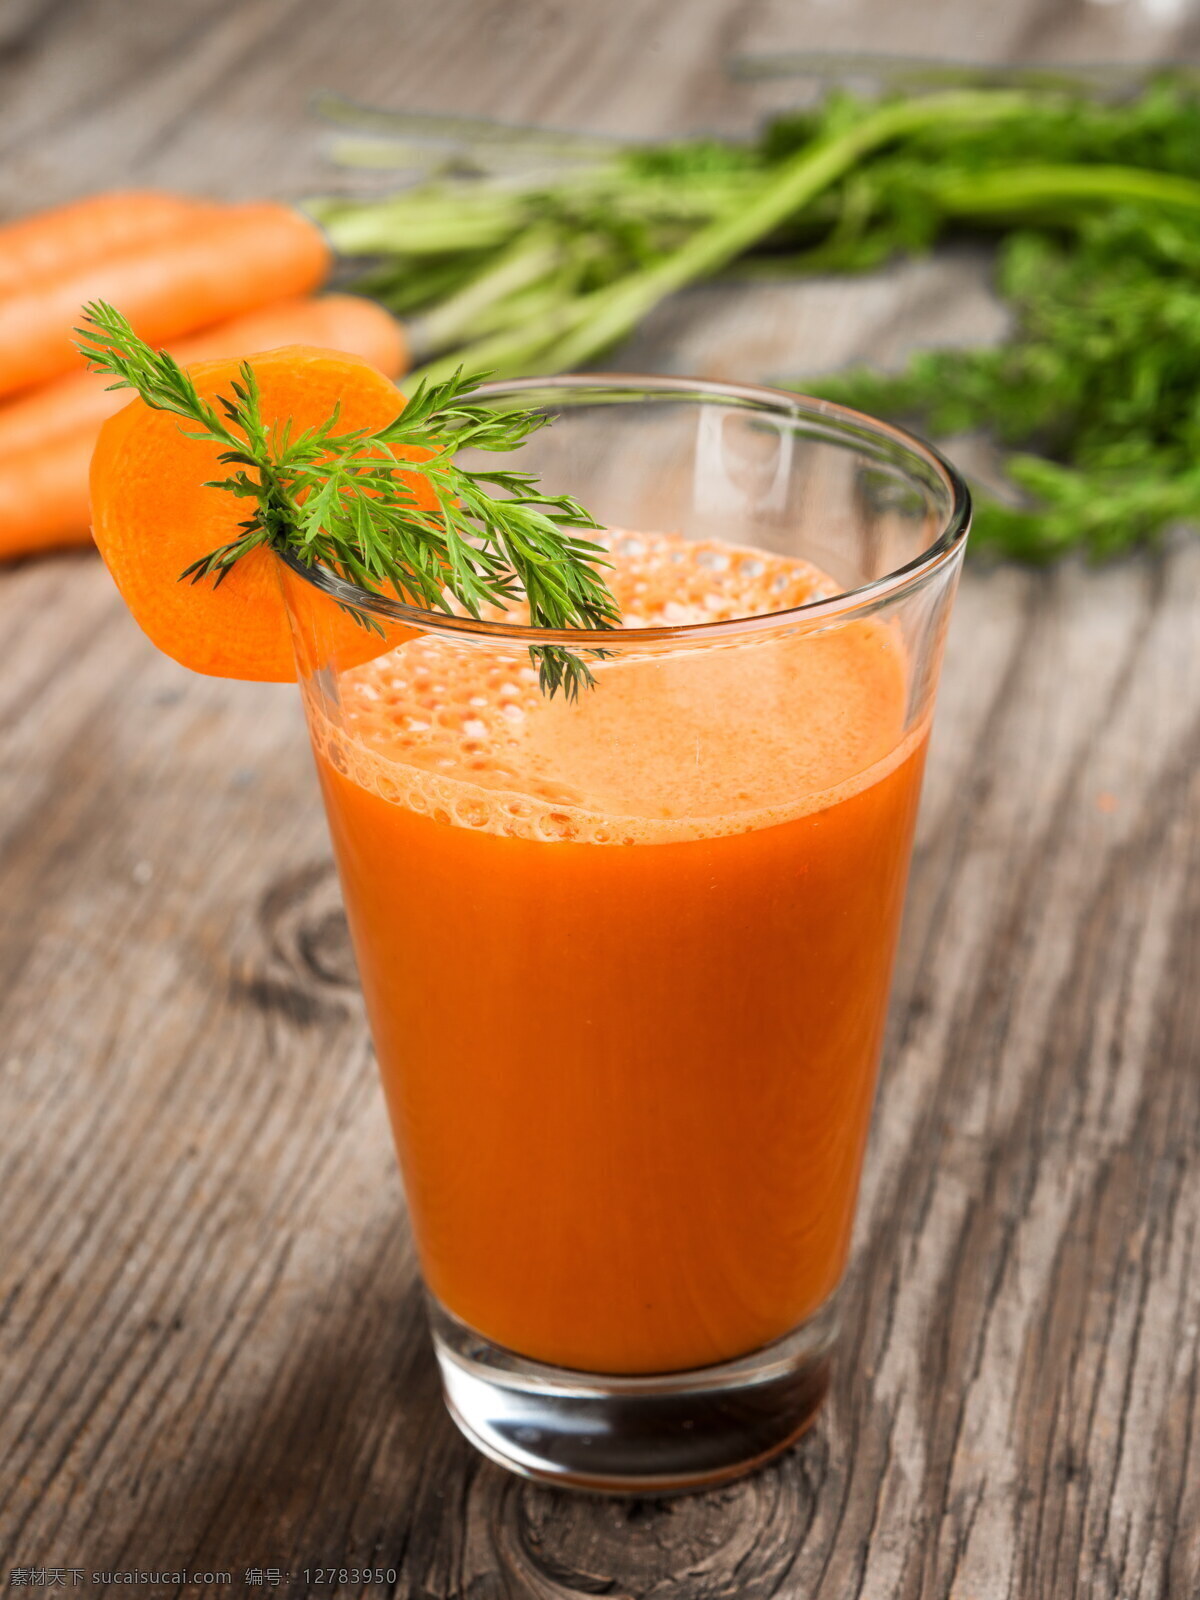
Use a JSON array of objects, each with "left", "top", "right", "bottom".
[{"left": 277, "top": 376, "right": 970, "bottom": 1493}]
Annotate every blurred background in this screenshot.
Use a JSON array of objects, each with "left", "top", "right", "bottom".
[
  {"left": 4, "top": 0, "right": 1200, "bottom": 560},
  {"left": 5, "top": 0, "right": 1199, "bottom": 205}
]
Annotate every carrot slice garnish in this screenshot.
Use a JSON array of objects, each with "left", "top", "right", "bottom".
[{"left": 89, "top": 345, "right": 420, "bottom": 682}]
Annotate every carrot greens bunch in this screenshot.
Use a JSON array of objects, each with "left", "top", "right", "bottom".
[{"left": 308, "top": 77, "right": 1200, "bottom": 561}]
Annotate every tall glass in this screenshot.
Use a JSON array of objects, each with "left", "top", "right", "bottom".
[{"left": 278, "top": 376, "right": 970, "bottom": 1493}]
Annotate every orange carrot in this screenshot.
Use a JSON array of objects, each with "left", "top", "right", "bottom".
[
  {"left": 0, "top": 202, "right": 332, "bottom": 398},
  {"left": 172, "top": 291, "right": 406, "bottom": 376},
  {"left": 0, "top": 430, "right": 93, "bottom": 557},
  {"left": 0, "top": 191, "right": 219, "bottom": 299},
  {"left": 0, "top": 296, "right": 408, "bottom": 560},
  {"left": 90, "top": 347, "right": 415, "bottom": 679},
  {"left": 0, "top": 294, "right": 407, "bottom": 458}
]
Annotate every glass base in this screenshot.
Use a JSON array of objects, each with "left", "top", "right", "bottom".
[{"left": 429, "top": 1297, "right": 837, "bottom": 1495}]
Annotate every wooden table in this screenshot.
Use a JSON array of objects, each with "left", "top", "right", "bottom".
[{"left": 3, "top": 2, "right": 1200, "bottom": 1595}]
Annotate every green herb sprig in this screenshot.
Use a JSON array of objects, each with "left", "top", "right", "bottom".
[{"left": 74, "top": 301, "right": 619, "bottom": 699}]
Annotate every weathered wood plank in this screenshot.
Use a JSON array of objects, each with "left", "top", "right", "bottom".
[
  {"left": 2, "top": 2, "right": 1200, "bottom": 1596},
  {"left": 742, "top": 0, "right": 1200, "bottom": 71}
]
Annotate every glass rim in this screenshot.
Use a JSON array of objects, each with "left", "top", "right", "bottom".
[{"left": 279, "top": 372, "right": 972, "bottom": 647}]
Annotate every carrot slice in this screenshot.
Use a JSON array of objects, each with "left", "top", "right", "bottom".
[
  {"left": 0, "top": 201, "right": 331, "bottom": 398},
  {"left": 89, "top": 346, "right": 419, "bottom": 682}
]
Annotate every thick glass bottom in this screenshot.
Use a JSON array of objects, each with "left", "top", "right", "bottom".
[{"left": 429, "top": 1296, "right": 837, "bottom": 1495}]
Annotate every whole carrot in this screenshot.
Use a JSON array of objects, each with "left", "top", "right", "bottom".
[
  {"left": 171, "top": 290, "right": 407, "bottom": 376},
  {"left": 0, "top": 431, "right": 93, "bottom": 558},
  {"left": 0, "top": 201, "right": 332, "bottom": 398},
  {"left": 0, "top": 293, "right": 407, "bottom": 559},
  {"left": 0, "top": 293, "right": 407, "bottom": 457},
  {"left": 0, "top": 190, "right": 219, "bottom": 299}
]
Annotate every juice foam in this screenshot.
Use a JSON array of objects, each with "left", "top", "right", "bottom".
[{"left": 307, "top": 531, "right": 918, "bottom": 845}]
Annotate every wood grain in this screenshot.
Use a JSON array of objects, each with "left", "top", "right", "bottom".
[{"left": 2, "top": 2, "right": 1200, "bottom": 1596}]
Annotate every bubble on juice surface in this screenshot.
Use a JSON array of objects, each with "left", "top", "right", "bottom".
[
  {"left": 597, "top": 529, "right": 834, "bottom": 626},
  {"left": 308, "top": 530, "right": 914, "bottom": 843}
]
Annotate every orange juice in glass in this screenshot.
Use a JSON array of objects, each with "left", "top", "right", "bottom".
[{"left": 279, "top": 377, "right": 969, "bottom": 1492}]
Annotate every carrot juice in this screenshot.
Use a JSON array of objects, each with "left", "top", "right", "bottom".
[{"left": 305, "top": 532, "right": 926, "bottom": 1376}]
